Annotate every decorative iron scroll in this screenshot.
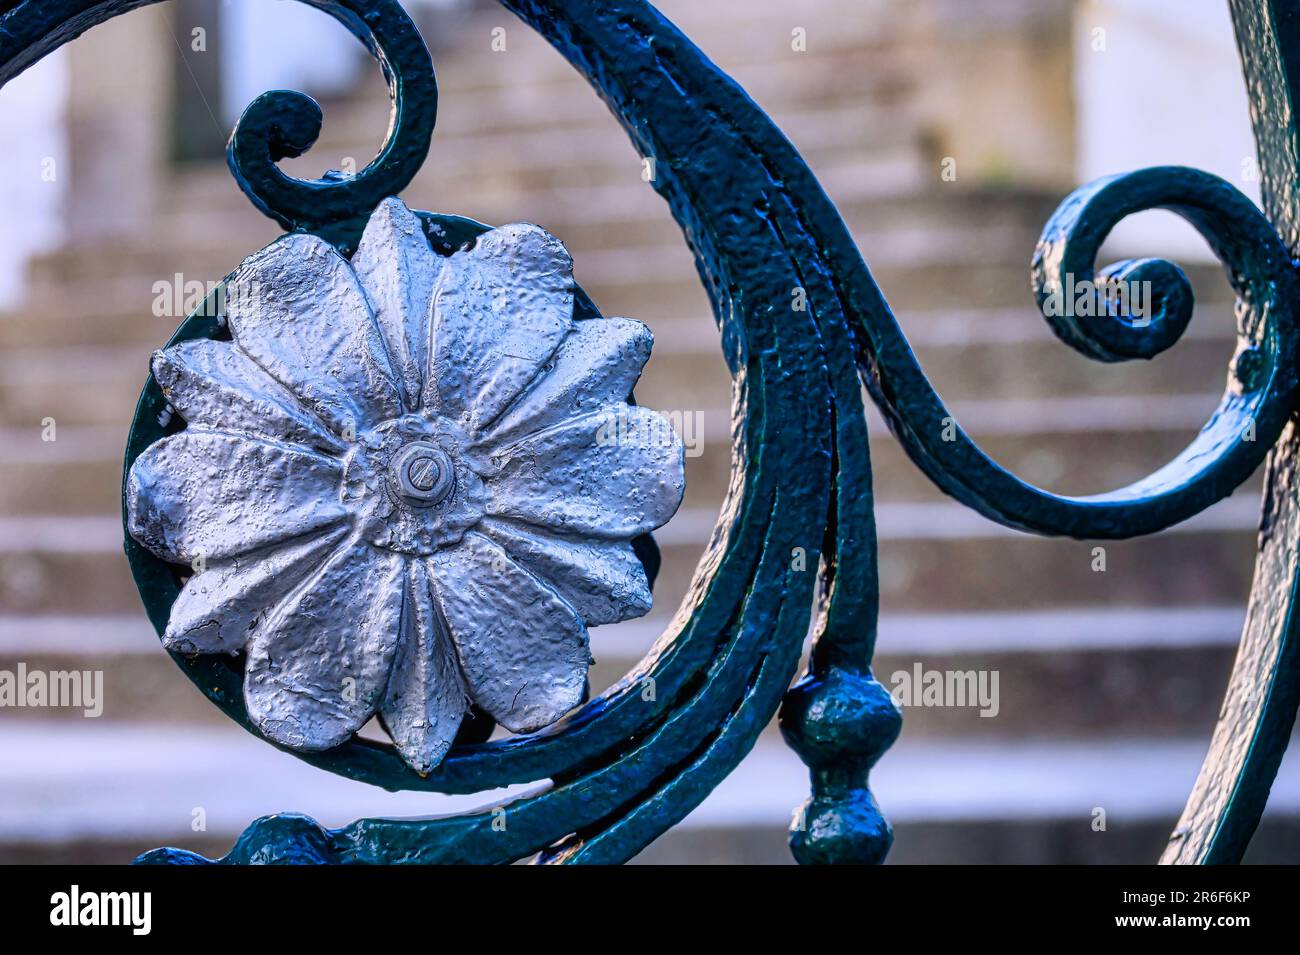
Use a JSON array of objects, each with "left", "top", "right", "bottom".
[{"left": 2, "top": 0, "right": 1299, "bottom": 864}]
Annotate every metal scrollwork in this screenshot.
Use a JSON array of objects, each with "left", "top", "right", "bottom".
[
  {"left": 224, "top": 10, "right": 437, "bottom": 252},
  {"left": 4, "top": 0, "right": 1300, "bottom": 865},
  {"left": 853, "top": 165, "right": 1300, "bottom": 541}
]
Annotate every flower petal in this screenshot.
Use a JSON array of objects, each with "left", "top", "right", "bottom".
[
  {"left": 378, "top": 560, "right": 469, "bottom": 773},
  {"left": 478, "top": 517, "right": 651, "bottom": 626},
  {"left": 428, "top": 532, "right": 588, "bottom": 733},
  {"left": 428, "top": 223, "right": 573, "bottom": 430},
  {"left": 126, "top": 430, "right": 348, "bottom": 564},
  {"left": 161, "top": 524, "right": 351, "bottom": 655},
  {"left": 152, "top": 339, "right": 343, "bottom": 453},
  {"left": 483, "top": 316, "right": 654, "bottom": 447},
  {"left": 244, "top": 539, "right": 405, "bottom": 751},
  {"left": 484, "top": 404, "right": 685, "bottom": 539},
  {"left": 226, "top": 233, "right": 402, "bottom": 433},
  {"left": 352, "top": 198, "right": 442, "bottom": 411}
]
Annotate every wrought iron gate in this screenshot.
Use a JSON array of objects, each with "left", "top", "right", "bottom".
[{"left": 1, "top": 0, "right": 1298, "bottom": 865}]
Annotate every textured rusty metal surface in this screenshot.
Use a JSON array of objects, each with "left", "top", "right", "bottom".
[{"left": 126, "top": 198, "right": 684, "bottom": 772}]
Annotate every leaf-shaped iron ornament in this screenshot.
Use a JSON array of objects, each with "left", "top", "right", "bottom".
[{"left": 125, "top": 198, "right": 685, "bottom": 774}]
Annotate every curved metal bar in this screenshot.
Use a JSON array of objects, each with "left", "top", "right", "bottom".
[
  {"left": 857, "top": 166, "right": 1300, "bottom": 540},
  {"left": 224, "top": 2, "right": 438, "bottom": 251},
  {"left": 1160, "top": 0, "right": 1300, "bottom": 864},
  {"left": 0, "top": 1, "right": 437, "bottom": 251}
]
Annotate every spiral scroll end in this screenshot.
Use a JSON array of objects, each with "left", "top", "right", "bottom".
[
  {"left": 226, "top": 90, "right": 327, "bottom": 230},
  {"left": 218, "top": 2, "right": 438, "bottom": 251},
  {"left": 1033, "top": 250, "right": 1196, "bottom": 363},
  {"left": 236, "top": 89, "right": 324, "bottom": 163}
]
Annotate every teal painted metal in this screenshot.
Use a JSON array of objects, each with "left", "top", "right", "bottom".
[
  {"left": 1, "top": 0, "right": 1298, "bottom": 864},
  {"left": 1159, "top": 0, "right": 1300, "bottom": 865}
]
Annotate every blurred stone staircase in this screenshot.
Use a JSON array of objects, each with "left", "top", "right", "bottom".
[{"left": 2, "top": 0, "right": 1298, "bottom": 863}]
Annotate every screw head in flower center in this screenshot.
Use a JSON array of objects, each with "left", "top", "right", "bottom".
[{"left": 390, "top": 442, "right": 455, "bottom": 506}]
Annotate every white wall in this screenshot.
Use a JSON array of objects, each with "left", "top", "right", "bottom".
[
  {"left": 221, "top": 1, "right": 365, "bottom": 124},
  {"left": 220, "top": 0, "right": 473, "bottom": 124},
  {"left": 1074, "top": 0, "right": 1259, "bottom": 261},
  {"left": 0, "top": 50, "right": 69, "bottom": 309}
]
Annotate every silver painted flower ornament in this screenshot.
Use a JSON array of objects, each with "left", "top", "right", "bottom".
[{"left": 126, "top": 197, "right": 686, "bottom": 773}]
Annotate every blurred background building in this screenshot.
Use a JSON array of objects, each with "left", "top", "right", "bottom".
[{"left": 1, "top": 0, "right": 1298, "bottom": 863}]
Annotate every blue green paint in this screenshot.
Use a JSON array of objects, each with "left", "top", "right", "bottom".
[{"left": 1, "top": 0, "right": 1297, "bottom": 865}]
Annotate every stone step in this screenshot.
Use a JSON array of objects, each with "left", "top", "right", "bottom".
[
  {"left": 631, "top": 0, "right": 909, "bottom": 35},
  {"left": 182, "top": 145, "right": 934, "bottom": 256},
  {"left": 191, "top": 0, "right": 909, "bottom": 176},
  {"left": 639, "top": 816, "right": 1300, "bottom": 864},
  {"left": 422, "top": 13, "right": 918, "bottom": 96},
  {"left": 12, "top": 815, "right": 1300, "bottom": 867},
  {"left": 0, "top": 387, "right": 1243, "bottom": 516},
  {"left": 642, "top": 339, "right": 1236, "bottom": 417},
  {"left": 283, "top": 48, "right": 928, "bottom": 175},
  {"left": 0, "top": 346, "right": 156, "bottom": 429},
  {"left": 589, "top": 259, "right": 1236, "bottom": 331},
  {"left": 0, "top": 306, "right": 1236, "bottom": 428},
  {"left": 0, "top": 494, "right": 1262, "bottom": 615},
  {"left": 0, "top": 390, "right": 1256, "bottom": 538},
  {"left": 0, "top": 605, "right": 1250, "bottom": 741},
  {"left": 13, "top": 808, "right": 1295, "bottom": 865},
  {"left": 250, "top": 0, "right": 922, "bottom": 146},
  {"left": 206, "top": 141, "right": 1061, "bottom": 233},
  {"left": 1, "top": 720, "right": 1296, "bottom": 864},
  {"left": 154, "top": 186, "right": 1086, "bottom": 313},
  {"left": 652, "top": 497, "right": 1262, "bottom": 617},
  {"left": 2, "top": 251, "right": 1238, "bottom": 352},
  {"left": 636, "top": 741, "right": 1300, "bottom": 864},
  {"left": 26, "top": 183, "right": 1066, "bottom": 303}
]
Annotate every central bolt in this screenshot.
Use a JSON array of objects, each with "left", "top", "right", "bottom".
[
  {"left": 390, "top": 442, "right": 455, "bottom": 506},
  {"left": 407, "top": 456, "right": 439, "bottom": 491}
]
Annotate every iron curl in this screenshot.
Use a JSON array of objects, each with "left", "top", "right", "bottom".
[{"left": 856, "top": 166, "right": 1300, "bottom": 539}]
